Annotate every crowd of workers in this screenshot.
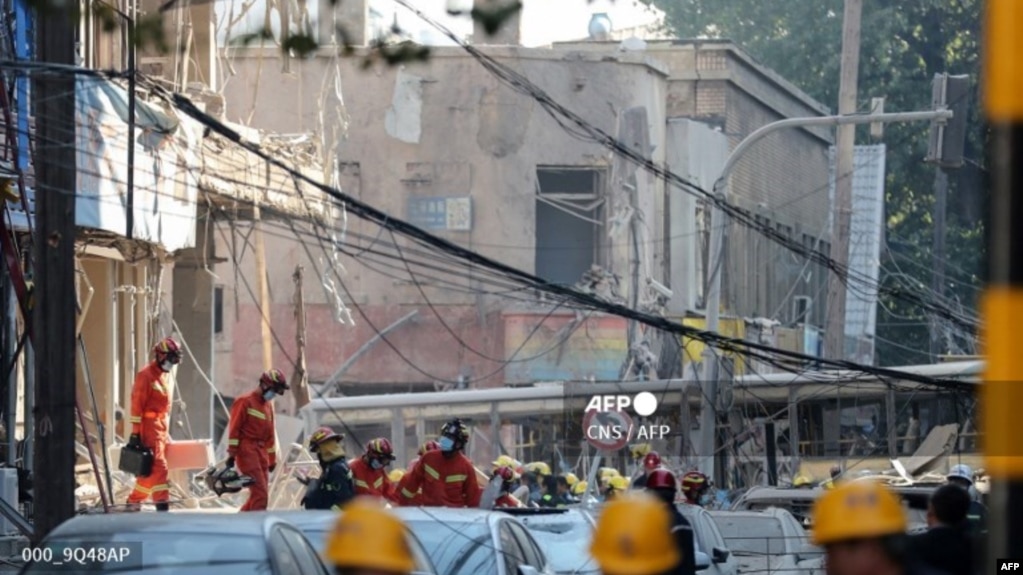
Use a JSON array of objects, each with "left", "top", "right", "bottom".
[{"left": 125, "top": 337, "right": 987, "bottom": 575}]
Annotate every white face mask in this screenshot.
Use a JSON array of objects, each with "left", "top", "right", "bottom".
[{"left": 159, "top": 361, "right": 174, "bottom": 373}]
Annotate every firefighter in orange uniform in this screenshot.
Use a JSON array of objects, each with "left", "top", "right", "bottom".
[
  {"left": 398, "top": 419, "right": 482, "bottom": 508},
  {"left": 127, "top": 337, "right": 182, "bottom": 511},
  {"left": 226, "top": 368, "right": 289, "bottom": 511},
  {"left": 349, "top": 438, "right": 399, "bottom": 501}
]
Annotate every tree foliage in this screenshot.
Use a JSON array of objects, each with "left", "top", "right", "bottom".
[{"left": 658, "top": 0, "right": 984, "bottom": 365}]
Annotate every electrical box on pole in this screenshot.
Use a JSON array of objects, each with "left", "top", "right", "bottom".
[{"left": 926, "top": 73, "right": 971, "bottom": 169}]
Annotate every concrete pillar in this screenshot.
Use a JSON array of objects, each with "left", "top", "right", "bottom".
[
  {"left": 473, "top": 0, "right": 521, "bottom": 45},
  {"left": 171, "top": 210, "right": 215, "bottom": 440}
]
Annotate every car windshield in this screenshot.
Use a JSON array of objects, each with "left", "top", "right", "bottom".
[
  {"left": 713, "top": 516, "right": 790, "bottom": 556},
  {"left": 405, "top": 520, "right": 497, "bottom": 575},
  {"left": 22, "top": 534, "right": 270, "bottom": 573},
  {"left": 522, "top": 520, "right": 597, "bottom": 574}
]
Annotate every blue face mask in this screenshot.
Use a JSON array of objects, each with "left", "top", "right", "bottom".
[
  {"left": 439, "top": 437, "right": 455, "bottom": 452},
  {"left": 262, "top": 390, "right": 276, "bottom": 402},
  {"left": 370, "top": 460, "right": 384, "bottom": 470}
]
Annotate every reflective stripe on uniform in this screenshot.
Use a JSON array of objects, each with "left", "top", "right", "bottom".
[
  {"left": 129, "top": 416, "right": 142, "bottom": 424},
  {"left": 355, "top": 479, "right": 369, "bottom": 489},
  {"left": 267, "top": 446, "right": 276, "bottom": 453},
  {"left": 152, "top": 382, "right": 166, "bottom": 394},
  {"left": 402, "top": 488, "right": 416, "bottom": 499},
  {"left": 424, "top": 465, "right": 440, "bottom": 480},
  {"left": 227, "top": 439, "right": 239, "bottom": 446},
  {"left": 446, "top": 474, "right": 467, "bottom": 483},
  {"left": 373, "top": 477, "right": 383, "bottom": 489},
  {"left": 246, "top": 408, "right": 266, "bottom": 420},
  {"left": 150, "top": 484, "right": 169, "bottom": 493}
]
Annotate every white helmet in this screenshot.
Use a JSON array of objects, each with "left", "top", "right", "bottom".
[{"left": 947, "top": 464, "right": 973, "bottom": 484}]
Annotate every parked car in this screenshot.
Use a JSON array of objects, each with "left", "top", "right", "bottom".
[
  {"left": 500, "top": 508, "right": 597, "bottom": 575},
  {"left": 263, "top": 509, "right": 439, "bottom": 574},
  {"left": 708, "top": 507, "right": 824, "bottom": 575},
  {"left": 678, "top": 504, "right": 739, "bottom": 575},
  {"left": 392, "top": 507, "right": 555, "bottom": 575},
  {"left": 730, "top": 485, "right": 933, "bottom": 531},
  {"left": 19, "top": 512, "right": 330, "bottom": 574}
]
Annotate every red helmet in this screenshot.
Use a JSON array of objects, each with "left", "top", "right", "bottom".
[
  {"left": 681, "top": 471, "right": 710, "bottom": 499},
  {"left": 308, "top": 426, "right": 343, "bottom": 451},
  {"left": 418, "top": 440, "right": 440, "bottom": 456},
  {"left": 259, "top": 369, "right": 289, "bottom": 393},
  {"left": 646, "top": 468, "right": 677, "bottom": 491},
  {"left": 494, "top": 465, "right": 517, "bottom": 483},
  {"left": 153, "top": 337, "right": 182, "bottom": 364},
  {"left": 366, "top": 438, "right": 396, "bottom": 462},
  {"left": 643, "top": 451, "right": 662, "bottom": 471}
]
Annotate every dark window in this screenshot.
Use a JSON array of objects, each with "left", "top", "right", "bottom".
[
  {"left": 507, "top": 522, "right": 545, "bottom": 568},
  {"left": 268, "top": 527, "right": 303, "bottom": 574},
  {"left": 279, "top": 526, "right": 327, "bottom": 575},
  {"left": 535, "top": 167, "right": 605, "bottom": 286},
  {"left": 214, "top": 286, "right": 224, "bottom": 334}
]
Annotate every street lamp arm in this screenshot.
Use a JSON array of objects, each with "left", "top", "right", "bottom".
[{"left": 712, "top": 110, "right": 954, "bottom": 196}]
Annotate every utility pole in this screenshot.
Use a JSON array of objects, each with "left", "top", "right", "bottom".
[
  {"left": 824, "top": 0, "right": 863, "bottom": 360},
  {"left": 252, "top": 203, "right": 273, "bottom": 372},
  {"left": 291, "top": 265, "right": 310, "bottom": 413},
  {"left": 32, "top": 6, "right": 78, "bottom": 542},
  {"left": 929, "top": 168, "right": 948, "bottom": 360},
  {"left": 981, "top": 0, "right": 1023, "bottom": 565}
]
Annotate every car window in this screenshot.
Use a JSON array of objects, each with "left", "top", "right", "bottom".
[
  {"left": 22, "top": 534, "right": 270, "bottom": 572},
  {"left": 506, "top": 521, "right": 544, "bottom": 567},
  {"left": 279, "top": 526, "right": 327, "bottom": 575},
  {"left": 268, "top": 527, "right": 304, "bottom": 574},
  {"left": 499, "top": 521, "right": 528, "bottom": 575},
  {"left": 405, "top": 520, "right": 498, "bottom": 575},
  {"left": 713, "top": 516, "right": 787, "bottom": 555}
]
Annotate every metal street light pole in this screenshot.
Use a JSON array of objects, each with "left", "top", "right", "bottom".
[{"left": 697, "top": 109, "right": 954, "bottom": 486}]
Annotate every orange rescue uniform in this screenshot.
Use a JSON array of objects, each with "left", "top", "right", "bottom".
[
  {"left": 227, "top": 390, "right": 277, "bottom": 511},
  {"left": 127, "top": 363, "right": 172, "bottom": 505},
  {"left": 397, "top": 449, "right": 482, "bottom": 508},
  {"left": 349, "top": 457, "right": 396, "bottom": 502}
]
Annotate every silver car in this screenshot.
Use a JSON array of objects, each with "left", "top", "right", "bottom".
[
  {"left": 19, "top": 512, "right": 329, "bottom": 574},
  {"left": 500, "top": 508, "right": 598, "bottom": 575},
  {"left": 393, "top": 507, "right": 555, "bottom": 575},
  {"left": 261, "top": 509, "right": 439, "bottom": 574}
]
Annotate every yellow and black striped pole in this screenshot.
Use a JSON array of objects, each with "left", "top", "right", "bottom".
[{"left": 982, "top": 0, "right": 1023, "bottom": 562}]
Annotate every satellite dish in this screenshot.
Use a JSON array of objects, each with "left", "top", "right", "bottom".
[{"left": 588, "top": 12, "right": 613, "bottom": 40}]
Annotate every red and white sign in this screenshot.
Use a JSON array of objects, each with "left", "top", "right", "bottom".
[{"left": 583, "top": 409, "right": 634, "bottom": 451}]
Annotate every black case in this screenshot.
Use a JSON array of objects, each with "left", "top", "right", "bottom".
[{"left": 119, "top": 443, "right": 154, "bottom": 477}]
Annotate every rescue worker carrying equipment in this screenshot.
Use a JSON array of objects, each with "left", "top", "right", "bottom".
[
  {"left": 350, "top": 438, "right": 398, "bottom": 502},
  {"left": 301, "top": 426, "right": 356, "bottom": 511},
  {"left": 645, "top": 469, "right": 698, "bottom": 575},
  {"left": 202, "top": 461, "right": 255, "bottom": 497},
  {"left": 632, "top": 451, "right": 663, "bottom": 489},
  {"left": 127, "top": 337, "right": 182, "bottom": 512},
  {"left": 681, "top": 471, "right": 711, "bottom": 506},
  {"left": 325, "top": 497, "right": 416, "bottom": 575},
  {"left": 226, "top": 368, "right": 288, "bottom": 511},
  {"left": 812, "top": 481, "right": 944, "bottom": 575},
  {"left": 591, "top": 492, "right": 684, "bottom": 575},
  {"left": 486, "top": 465, "right": 524, "bottom": 508},
  {"left": 398, "top": 418, "right": 482, "bottom": 507}
]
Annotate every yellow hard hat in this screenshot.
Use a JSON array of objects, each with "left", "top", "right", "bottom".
[
  {"left": 792, "top": 474, "right": 814, "bottom": 488},
  {"left": 591, "top": 492, "right": 681, "bottom": 575},
  {"left": 562, "top": 472, "right": 579, "bottom": 487},
  {"left": 630, "top": 443, "right": 652, "bottom": 460},
  {"left": 492, "top": 455, "right": 516, "bottom": 470},
  {"left": 572, "top": 480, "right": 588, "bottom": 496},
  {"left": 599, "top": 467, "right": 621, "bottom": 480},
  {"left": 389, "top": 469, "right": 406, "bottom": 483},
  {"left": 609, "top": 476, "right": 630, "bottom": 491},
  {"left": 811, "top": 480, "right": 907, "bottom": 545},
  {"left": 325, "top": 497, "right": 415, "bottom": 573},
  {"left": 527, "top": 461, "right": 552, "bottom": 476}
]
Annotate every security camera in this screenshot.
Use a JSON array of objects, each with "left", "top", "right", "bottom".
[{"left": 647, "top": 278, "right": 673, "bottom": 300}]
